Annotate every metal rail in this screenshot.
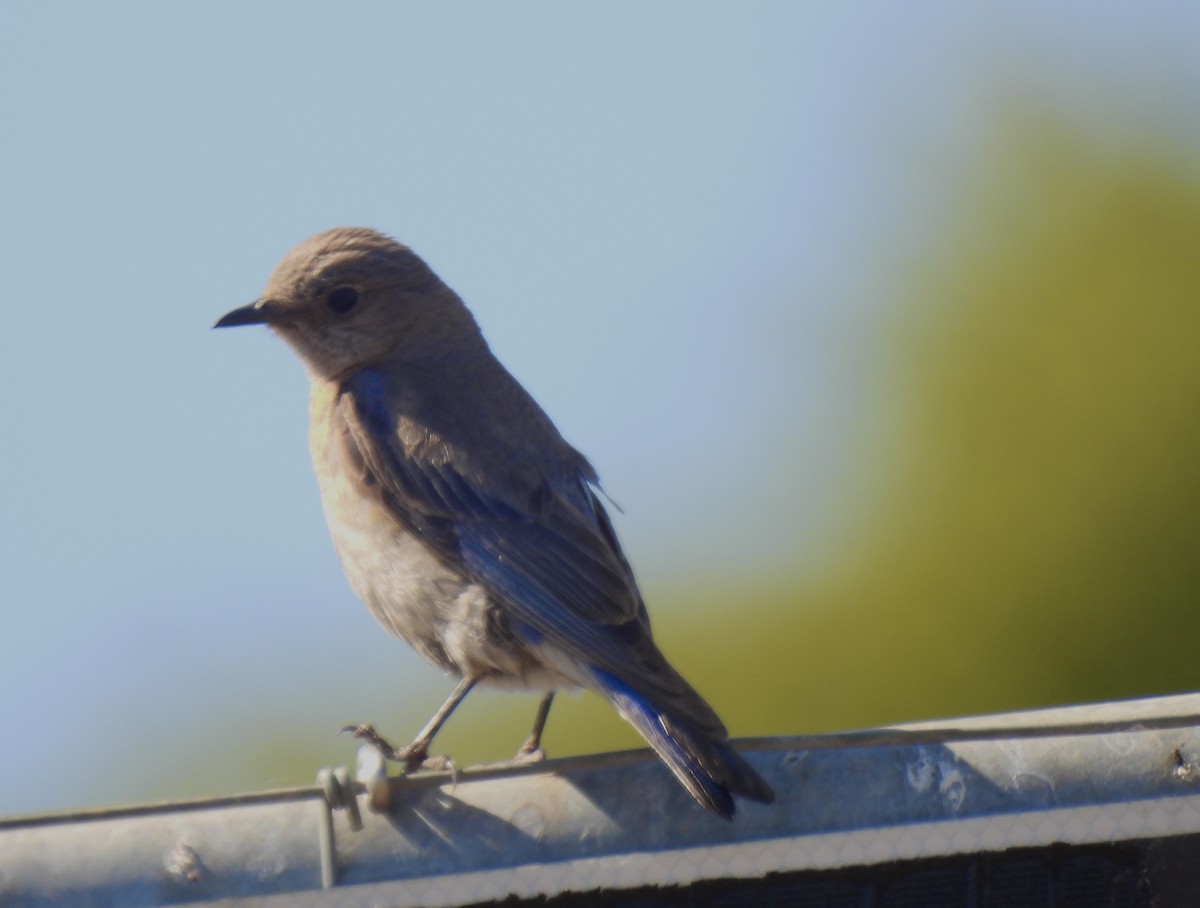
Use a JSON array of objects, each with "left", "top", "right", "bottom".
[{"left": 4, "top": 693, "right": 1200, "bottom": 906}]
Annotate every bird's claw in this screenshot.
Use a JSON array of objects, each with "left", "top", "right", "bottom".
[
  {"left": 418, "top": 753, "right": 456, "bottom": 772},
  {"left": 512, "top": 744, "right": 546, "bottom": 765},
  {"left": 340, "top": 722, "right": 399, "bottom": 755},
  {"left": 340, "top": 722, "right": 453, "bottom": 773}
]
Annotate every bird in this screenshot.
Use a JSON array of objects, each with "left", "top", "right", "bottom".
[{"left": 214, "top": 227, "right": 775, "bottom": 819}]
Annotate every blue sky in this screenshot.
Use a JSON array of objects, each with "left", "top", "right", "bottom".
[{"left": 1, "top": 3, "right": 1197, "bottom": 816}]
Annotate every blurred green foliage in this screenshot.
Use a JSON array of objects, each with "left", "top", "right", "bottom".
[
  {"left": 537, "top": 111, "right": 1200, "bottom": 755},
  {"left": 168, "top": 112, "right": 1200, "bottom": 802},
  {"left": 715, "top": 113, "right": 1200, "bottom": 735}
]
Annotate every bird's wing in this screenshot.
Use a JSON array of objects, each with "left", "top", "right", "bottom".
[{"left": 334, "top": 371, "right": 657, "bottom": 682}]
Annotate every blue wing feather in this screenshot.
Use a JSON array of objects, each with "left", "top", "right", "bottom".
[{"left": 336, "top": 367, "right": 775, "bottom": 817}]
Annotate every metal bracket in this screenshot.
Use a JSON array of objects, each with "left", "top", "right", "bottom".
[{"left": 316, "top": 765, "right": 362, "bottom": 888}]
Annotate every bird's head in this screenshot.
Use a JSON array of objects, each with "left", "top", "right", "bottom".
[{"left": 215, "top": 227, "right": 479, "bottom": 379}]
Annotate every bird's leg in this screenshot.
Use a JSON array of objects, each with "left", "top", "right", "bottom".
[
  {"left": 404, "top": 675, "right": 477, "bottom": 764},
  {"left": 343, "top": 675, "right": 478, "bottom": 773},
  {"left": 513, "top": 691, "right": 555, "bottom": 764}
]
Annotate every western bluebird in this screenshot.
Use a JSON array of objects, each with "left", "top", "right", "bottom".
[{"left": 215, "top": 228, "right": 774, "bottom": 818}]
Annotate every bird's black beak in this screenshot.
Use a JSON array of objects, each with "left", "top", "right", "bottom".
[{"left": 213, "top": 299, "right": 276, "bottom": 329}]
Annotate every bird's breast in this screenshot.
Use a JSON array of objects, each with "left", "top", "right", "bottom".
[
  {"left": 305, "top": 385, "right": 564, "bottom": 688},
  {"left": 307, "top": 387, "right": 465, "bottom": 670}
]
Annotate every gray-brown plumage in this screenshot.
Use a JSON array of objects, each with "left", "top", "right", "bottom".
[{"left": 215, "top": 228, "right": 774, "bottom": 818}]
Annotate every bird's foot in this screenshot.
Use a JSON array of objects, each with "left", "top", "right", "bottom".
[
  {"left": 512, "top": 740, "right": 547, "bottom": 765},
  {"left": 473, "top": 746, "right": 546, "bottom": 772},
  {"left": 340, "top": 723, "right": 454, "bottom": 773}
]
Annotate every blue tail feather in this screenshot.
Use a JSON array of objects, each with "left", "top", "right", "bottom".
[{"left": 592, "top": 669, "right": 774, "bottom": 820}]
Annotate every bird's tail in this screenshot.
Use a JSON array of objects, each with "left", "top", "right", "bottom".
[{"left": 591, "top": 668, "right": 775, "bottom": 820}]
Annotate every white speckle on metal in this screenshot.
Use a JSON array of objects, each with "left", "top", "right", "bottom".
[
  {"left": 164, "top": 841, "right": 203, "bottom": 882},
  {"left": 1100, "top": 729, "right": 1139, "bottom": 756},
  {"left": 247, "top": 835, "right": 289, "bottom": 880},
  {"left": 938, "top": 761, "right": 966, "bottom": 812},
  {"left": 511, "top": 803, "right": 547, "bottom": 840},
  {"left": 906, "top": 748, "right": 935, "bottom": 794},
  {"left": 1172, "top": 747, "right": 1199, "bottom": 782}
]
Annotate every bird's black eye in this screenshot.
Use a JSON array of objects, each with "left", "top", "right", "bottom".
[{"left": 326, "top": 286, "right": 359, "bottom": 314}]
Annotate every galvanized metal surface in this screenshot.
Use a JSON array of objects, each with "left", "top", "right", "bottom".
[{"left": 4, "top": 692, "right": 1200, "bottom": 906}]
